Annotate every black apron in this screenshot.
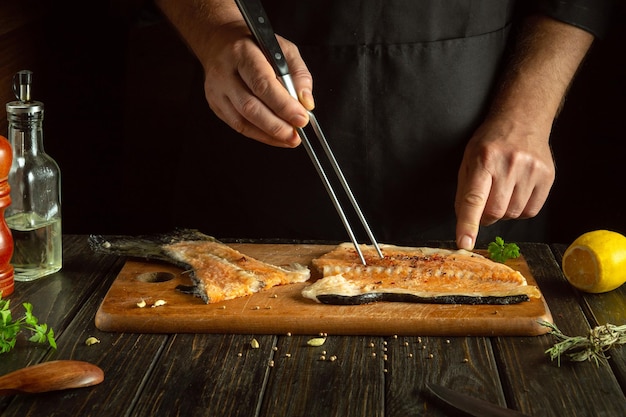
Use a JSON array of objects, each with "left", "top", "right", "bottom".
[{"left": 171, "top": 0, "right": 548, "bottom": 245}]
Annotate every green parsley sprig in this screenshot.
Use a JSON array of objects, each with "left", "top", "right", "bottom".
[
  {"left": 487, "top": 236, "right": 520, "bottom": 263},
  {"left": 540, "top": 320, "right": 626, "bottom": 367},
  {"left": 0, "top": 295, "right": 57, "bottom": 354}
]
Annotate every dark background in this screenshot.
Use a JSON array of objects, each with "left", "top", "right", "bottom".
[{"left": 1, "top": 0, "right": 625, "bottom": 244}]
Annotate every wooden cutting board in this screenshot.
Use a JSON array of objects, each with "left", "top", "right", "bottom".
[{"left": 95, "top": 244, "right": 553, "bottom": 336}]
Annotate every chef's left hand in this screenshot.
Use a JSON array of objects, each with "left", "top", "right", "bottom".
[
  {"left": 453, "top": 14, "right": 594, "bottom": 251},
  {"left": 454, "top": 116, "right": 555, "bottom": 250}
]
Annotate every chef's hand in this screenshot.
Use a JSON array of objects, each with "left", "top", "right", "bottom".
[
  {"left": 454, "top": 15, "right": 593, "bottom": 250},
  {"left": 454, "top": 117, "right": 555, "bottom": 251},
  {"left": 200, "top": 21, "right": 314, "bottom": 147}
]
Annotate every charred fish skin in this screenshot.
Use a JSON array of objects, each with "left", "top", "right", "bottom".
[
  {"left": 316, "top": 293, "right": 530, "bottom": 306},
  {"left": 88, "top": 229, "right": 218, "bottom": 258},
  {"left": 88, "top": 230, "right": 218, "bottom": 303},
  {"left": 88, "top": 229, "right": 219, "bottom": 270},
  {"left": 304, "top": 243, "right": 540, "bottom": 306}
]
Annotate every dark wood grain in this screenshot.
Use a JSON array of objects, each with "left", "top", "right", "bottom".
[
  {"left": 260, "top": 335, "right": 385, "bottom": 417},
  {"left": 1, "top": 237, "right": 624, "bottom": 417},
  {"left": 1, "top": 235, "right": 171, "bottom": 417},
  {"left": 131, "top": 333, "right": 274, "bottom": 417},
  {"left": 494, "top": 243, "right": 626, "bottom": 416},
  {"left": 552, "top": 243, "right": 626, "bottom": 395},
  {"left": 0, "top": 236, "right": 125, "bottom": 373},
  {"left": 385, "top": 336, "right": 504, "bottom": 417}
]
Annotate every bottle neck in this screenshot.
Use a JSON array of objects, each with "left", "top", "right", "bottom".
[{"left": 8, "top": 117, "right": 44, "bottom": 156}]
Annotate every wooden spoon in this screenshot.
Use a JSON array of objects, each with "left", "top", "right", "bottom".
[{"left": 0, "top": 360, "right": 104, "bottom": 395}]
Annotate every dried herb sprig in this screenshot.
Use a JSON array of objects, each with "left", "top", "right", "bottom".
[{"left": 539, "top": 320, "right": 626, "bottom": 366}]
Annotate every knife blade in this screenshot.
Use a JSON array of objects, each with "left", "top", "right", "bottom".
[{"left": 426, "top": 383, "right": 533, "bottom": 417}]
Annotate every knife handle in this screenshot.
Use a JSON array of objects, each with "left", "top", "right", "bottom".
[{"left": 235, "top": 0, "right": 289, "bottom": 77}]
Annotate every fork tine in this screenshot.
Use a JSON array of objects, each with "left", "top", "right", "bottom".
[
  {"left": 295, "top": 126, "right": 368, "bottom": 265},
  {"left": 279, "top": 74, "right": 381, "bottom": 264},
  {"left": 235, "top": 0, "right": 383, "bottom": 263},
  {"left": 308, "top": 112, "right": 384, "bottom": 259}
]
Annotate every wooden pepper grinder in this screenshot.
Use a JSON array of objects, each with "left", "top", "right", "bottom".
[{"left": 0, "top": 135, "right": 13, "bottom": 296}]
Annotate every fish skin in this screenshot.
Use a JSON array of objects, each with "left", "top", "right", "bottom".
[
  {"left": 88, "top": 229, "right": 219, "bottom": 268},
  {"left": 89, "top": 229, "right": 310, "bottom": 304},
  {"left": 316, "top": 293, "right": 530, "bottom": 305},
  {"left": 303, "top": 243, "right": 540, "bottom": 305}
]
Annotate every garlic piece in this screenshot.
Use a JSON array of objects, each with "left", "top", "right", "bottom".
[
  {"left": 85, "top": 336, "right": 101, "bottom": 346},
  {"left": 307, "top": 337, "right": 327, "bottom": 347},
  {"left": 151, "top": 299, "right": 167, "bottom": 308}
]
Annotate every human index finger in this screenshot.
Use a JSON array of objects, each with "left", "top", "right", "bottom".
[{"left": 455, "top": 171, "right": 493, "bottom": 250}]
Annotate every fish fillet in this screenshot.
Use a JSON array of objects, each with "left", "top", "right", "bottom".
[
  {"left": 89, "top": 230, "right": 310, "bottom": 304},
  {"left": 302, "top": 243, "right": 540, "bottom": 305}
]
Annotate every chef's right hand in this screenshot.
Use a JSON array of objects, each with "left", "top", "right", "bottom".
[{"left": 200, "top": 21, "right": 314, "bottom": 147}]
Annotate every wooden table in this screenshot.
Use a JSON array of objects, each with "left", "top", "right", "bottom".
[{"left": 1, "top": 235, "right": 624, "bottom": 416}]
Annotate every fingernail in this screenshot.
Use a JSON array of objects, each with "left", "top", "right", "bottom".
[
  {"left": 286, "top": 129, "right": 301, "bottom": 147},
  {"left": 458, "top": 235, "right": 474, "bottom": 250},
  {"left": 300, "top": 89, "right": 315, "bottom": 110},
  {"left": 291, "top": 113, "right": 308, "bottom": 128}
]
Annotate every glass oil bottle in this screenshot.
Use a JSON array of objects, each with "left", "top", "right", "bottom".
[{"left": 5, "top": 70, "right": 62, "bottom": 281}]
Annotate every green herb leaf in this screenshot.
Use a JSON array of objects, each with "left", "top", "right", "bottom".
[
  {"left": 47, "top": 328, "right": 57, "bottom": 349},
  {"left": 487, "top": 236, "right": 520, "bottom": 263},
  {"left": 0, "top": 294, "right": 57, "bottom": 354}
]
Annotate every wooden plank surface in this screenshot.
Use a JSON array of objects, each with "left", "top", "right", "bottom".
[
  {"left": 552, "top": 243, "right": 626, "bottom": 396},
  {"left": 0, "top": 235, "right": 124, "bottom": 376},
  {"left": 95, "top": 244, "right": 552, "bottom": 336},
  {"left": 494, "top": 243, "right": 626, "bottom": 417},
  {"left": 260, "top": 335, "right": 385, "bottom": 417},
  {"left": 0, "top": 235, "right": 155, "bottom": 417},
  {"left": 383, "top": 335, "right": 505, "bottom": 416},
  {"left": 2, "top": 238, "right": 624, "bottom": 417},
  {"left": 131, "top": 333, "right": 273, "bottom": 417}
]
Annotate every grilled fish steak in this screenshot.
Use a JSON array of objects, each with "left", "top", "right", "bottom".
[
  {"left": 89, "top": 230, "right": 310, "bottom": 303},
  {"left": 302, "top": 243, "right": 540, "bottom": 305}
]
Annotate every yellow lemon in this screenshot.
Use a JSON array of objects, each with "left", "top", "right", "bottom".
[{"left": 562, "top": 230, "right": 626, "bottom": 293}]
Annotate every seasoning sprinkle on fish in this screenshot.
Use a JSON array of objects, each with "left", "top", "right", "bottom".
[
  {"left": 302, "top": 243, "right": 540, "bottom": 305},
  {"left": 89, "top": 229, "right": 310, "bottom": 304}
]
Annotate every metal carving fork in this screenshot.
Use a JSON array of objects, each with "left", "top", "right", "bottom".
[{"left": 235, "top": 0, "right": 383, "bottom": 264}]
